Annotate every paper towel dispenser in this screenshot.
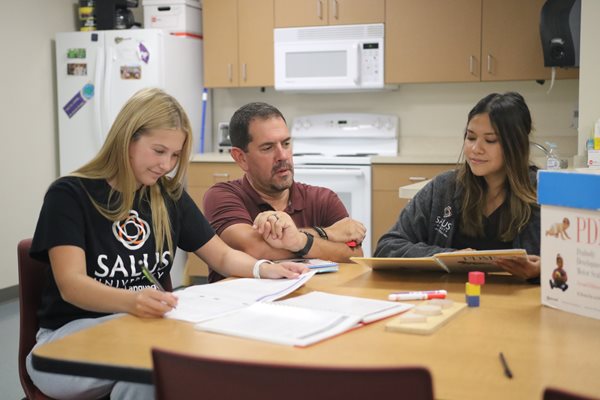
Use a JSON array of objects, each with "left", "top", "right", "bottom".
[{"left": 539, "top": 0, "right": 581, "bottom": 68}]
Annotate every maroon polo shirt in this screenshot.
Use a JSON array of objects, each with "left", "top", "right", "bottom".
[{"left": 203, "top": 175, "right": 348, "bottom": 282}]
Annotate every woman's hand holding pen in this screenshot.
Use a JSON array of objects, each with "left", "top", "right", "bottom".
[{"left": 130, "top": 288, "right": 178, "bottom": 318}]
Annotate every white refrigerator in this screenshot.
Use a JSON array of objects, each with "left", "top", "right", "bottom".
[
  {"left": 55, "top": 29, "right": 210, "bottom": 176},
  {"left": 55, "top": 29, "right": 210, "bottom": 287}
]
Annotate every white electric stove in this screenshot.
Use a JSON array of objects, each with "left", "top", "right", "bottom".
[{"left": 291, "top": 113, "right": 399, "bottom": 256}]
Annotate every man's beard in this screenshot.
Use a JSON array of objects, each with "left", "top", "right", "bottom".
[{"left": 269, "top": 161, "right": 294, "bottom": 192}]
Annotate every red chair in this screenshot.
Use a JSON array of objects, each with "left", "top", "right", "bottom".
[
  {"left": 152, "top": 348, "right": 434, "bottom": 400},
  {"left": 17, "top": 238, "right": 56, "bottom": 400},
  {"left": 544, "top": 387, "right": 599, "bottom": 400},
  {"left": 18, "top": 238, "right": 173, "bottom": 399}
]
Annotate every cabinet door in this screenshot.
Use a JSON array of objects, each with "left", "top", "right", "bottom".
[
  {"left": 385, "top": 0, "right": 482, "bottom": 84},
  {"left": 481, "top": 0, "right": 545, "bottom": 81},
  {"left": 275, "top": 0, "right": 328, "bottom": 27},
  {"left": 371, "top": 164, "right": 454, "bottom": 249},
  {"left": 328, "top": 0, "right": 384, "bottom": 25},
  {"left": 481, "top": 0, "right": 578, "bottom": 81},
  {"left": 239, "top": 0, "right": 275, "bottom": 87},
  {"left": 203, "top": 0, "right": 239, "bottom": 87},
  {"left": 185, "top": 162, "right": 245, "bottom": 278}
]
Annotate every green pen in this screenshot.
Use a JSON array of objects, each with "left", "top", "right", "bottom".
[{"left": 140, "top": 264, "right": 165, "bottom": 292}]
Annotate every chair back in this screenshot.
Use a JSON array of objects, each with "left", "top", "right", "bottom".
[
  {"left": 544, "top": 387, "right": 598, "bottom": 400},
  {"left": 152, "top": 348, "right": 434, "bottom": 400},
  {"left": 17, "top": 238, "right": 56, "bottom": 400}
]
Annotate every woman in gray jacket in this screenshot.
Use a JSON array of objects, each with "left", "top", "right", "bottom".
[{"left": 375, "top": 92, "right": 540, "bottom": 281}]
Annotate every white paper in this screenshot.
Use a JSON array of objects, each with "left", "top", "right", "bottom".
[
  {"left": 279, "top": 291, "right": 413, "bottom": 323},
  {"left": 165, "top": 271, "right": 316, "bottom": 323},
  {"left": 195, "top": 302, "right": 362, "bottom": 347}
]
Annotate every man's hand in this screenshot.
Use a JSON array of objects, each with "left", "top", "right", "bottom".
[
  {"left": 252, "top": 211, "right": 306, "bottom": 252},
  {"left": 324, "top": 217, "right": 367, "bottom": 244}
]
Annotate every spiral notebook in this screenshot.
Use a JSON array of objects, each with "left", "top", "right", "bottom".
[{"left": 194, "top": 291, "right": 413, "bottom": 347}]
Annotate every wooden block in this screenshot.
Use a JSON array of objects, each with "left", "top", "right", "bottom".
[{"left": 385, "top": 301, "right": 467, "bottom": 335}]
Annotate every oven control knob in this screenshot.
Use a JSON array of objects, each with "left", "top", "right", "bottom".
[
  {"left": 373, "top": 119, "right": 381, "bottom": 129},
  {"left": 302, "top": 120, "right": 311, "bottom": 129},
  {"left": 384, "top": 120, "right": 393, "bottom": 130}
]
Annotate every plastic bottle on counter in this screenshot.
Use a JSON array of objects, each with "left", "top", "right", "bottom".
[{"left": 545, "top": 142, "right": 560, "bottom": 170}]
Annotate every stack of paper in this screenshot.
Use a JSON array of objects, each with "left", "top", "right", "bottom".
[
  {"left": 166, "top": 271, "right": 317, "bottom": 323},
  {"left": 194, "top": 291, "right": 413, "bottom": 347}
]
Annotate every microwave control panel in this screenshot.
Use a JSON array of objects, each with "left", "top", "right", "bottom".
[{"left": 361, "top": 42, "right": 382, "bottom": 85}]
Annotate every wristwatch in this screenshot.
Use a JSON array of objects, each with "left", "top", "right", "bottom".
[{"left": 294, "top": 231, "right": 314, "bottom": 258}]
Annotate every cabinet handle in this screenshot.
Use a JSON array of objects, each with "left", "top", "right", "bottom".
[
  {"left": 212, "top": 172, "right": 230, "bottom": 180},
  {"left": 408, "top": 176, "right": 427, "bottom": 182},
  {"left": 487, "top": 54, "right": 493, "bottom": 74},
  {"left": 333, "top": 0, "right": 338, "bottom": 19},
  {"left": 317, "top": 0, "right": 323, "bottom": 19},
  {"left": 227, "top": 64, "right": 232, "bottom": 82},
  {"left": 469, "top": 55, "right": 476, "bottom": 75},
  {"left": 242, "top": 63, "right": 247, "bottom": 82}
]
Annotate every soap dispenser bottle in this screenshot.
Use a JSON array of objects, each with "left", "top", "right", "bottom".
[{"left": 545, "top": 142, "right": 560, "bottom": 170}]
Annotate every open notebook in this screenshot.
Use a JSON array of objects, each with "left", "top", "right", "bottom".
[
  {"left": 194, "top": 291, "right": 413, "bottom": 347},
  {"left": 351, "top": 249, "right": 528, "bottom": 273},
  {"left": 166, "top": 271, "right": 317, "bottom": 323}
]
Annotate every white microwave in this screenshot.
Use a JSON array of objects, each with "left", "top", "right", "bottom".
[{"left": 274, "top": 24, "right": 385, "bottom": 91}]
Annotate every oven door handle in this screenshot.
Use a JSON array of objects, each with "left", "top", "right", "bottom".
[{"left": 294, "top": 169, "right": 364, "bottom": 177}]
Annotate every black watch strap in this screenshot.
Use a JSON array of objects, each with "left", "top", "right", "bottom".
[
  {"left": 313, "top": 226, "right": 328, "bottom": 240},
  {"left": 294, "top": 231, "right": 314, "bottom": 258}
]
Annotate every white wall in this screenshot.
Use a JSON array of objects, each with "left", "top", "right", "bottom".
[
  {"left": 0, "top": 1, "right": 77, "bottom": 289},
  {"left": 578, "top": 0, "right": 600, "bottom": 163},
  {"left": 211, "top": 79, "right": 579, "bottom": 159}
]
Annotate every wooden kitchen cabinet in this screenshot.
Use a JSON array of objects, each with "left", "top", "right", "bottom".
[
  {"left": 385, "top": 0, "right": 578, "bottom": 84},
  {"left": 185, "top": 162, "right": 245, "bottom": 278},
  {"left": 371, "top": 164, "right": 454, "bottom": 250},
  {"left": 274, "top": 0, "right": 384, "bottom": 27},
  {"left": 203, "top": 0, "right": 274, "bottom": 88}
]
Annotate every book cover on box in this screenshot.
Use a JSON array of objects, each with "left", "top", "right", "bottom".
[{"left": 541, "top": 205, "right": 600, "bottom": 320}]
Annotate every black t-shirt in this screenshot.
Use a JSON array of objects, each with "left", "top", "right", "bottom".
[
  {"left": 30, "top": 177, "right": 214, "bottom": 329},
  {"left": 452, "top": 201, "right": 513, "bottom": 251}
]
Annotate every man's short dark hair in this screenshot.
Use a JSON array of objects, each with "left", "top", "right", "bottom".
[{"left": 229, "top": 102, "right": 286, "bottom": 151}]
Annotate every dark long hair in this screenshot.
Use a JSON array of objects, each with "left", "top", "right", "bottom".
[{"left": 457, "top": 92, "right": 538, "bottom": 240}]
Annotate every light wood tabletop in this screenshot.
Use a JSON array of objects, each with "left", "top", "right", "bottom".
[{"left": 33, "top": 263, "right": 600, "bottom": 400}]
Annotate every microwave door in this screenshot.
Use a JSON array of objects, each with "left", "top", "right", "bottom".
[{"left": 275, "top": 42, "right": 357, "bottom": 90}]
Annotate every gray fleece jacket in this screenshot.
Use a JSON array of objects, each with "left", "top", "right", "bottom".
[{"left": 374, "top": 170, "right": 540, "bottom": 258}]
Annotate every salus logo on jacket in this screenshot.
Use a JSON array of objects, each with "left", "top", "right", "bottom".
[
  {"left": 94, "top": 210, "right": 170, "bottom": 289},
  {"left": 434, "top": 206, "right": 453, "bottom": 238}
]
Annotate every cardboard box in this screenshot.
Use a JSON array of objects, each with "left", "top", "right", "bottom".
[
  {"left": 143, "top": 0, "right": 202, "bottom": 35},
  {"left": 538, "top": 169, "right": 600, "bottom": 320}
]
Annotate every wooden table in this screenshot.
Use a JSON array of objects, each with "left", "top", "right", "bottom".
[{"left": 33, "top": 264, "right": 600, "bottom": 399}]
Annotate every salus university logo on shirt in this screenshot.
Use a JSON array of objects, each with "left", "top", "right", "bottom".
[
  {"left": 112, "top": 210, "right": 150, "bottom": 249},
  {"left": 434, "top": 206, "right": 453, "bottom": 238},
  {"left": 93, "top": 210, "right": 170, "bottom": 290}
]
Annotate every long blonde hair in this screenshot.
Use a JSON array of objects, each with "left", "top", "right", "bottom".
[
  {"left": 457, "top": 92, "right": 538, "bottom": 241},
  {"left": 72, "top": 87, "right": 193, "bottom": 258}
]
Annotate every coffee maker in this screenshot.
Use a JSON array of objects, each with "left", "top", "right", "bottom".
[{"left": 96, "top": 0, "right": 140, "bottom": 30}]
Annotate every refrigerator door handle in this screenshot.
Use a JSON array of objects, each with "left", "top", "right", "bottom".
[
  {"left": 101, "top": 45, "right": 114, "bottom": 146},
  {"left": 94, "top": 43, "right": 106, "bottom": 149}
]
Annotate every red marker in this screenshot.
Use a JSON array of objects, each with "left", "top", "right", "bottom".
[
  {"left": 388, "top": 290, "right": 448, "bottom": 301},
  {"left": 346, "top": 241, "right": 357, "bottom": 248}
]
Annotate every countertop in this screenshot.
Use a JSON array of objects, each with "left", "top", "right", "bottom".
[
  {"left": 190, "top": 153, "right": 563, "bottom": 168},
  {"left": 190, "top": 152, "right": 459, "bottom": 164}
]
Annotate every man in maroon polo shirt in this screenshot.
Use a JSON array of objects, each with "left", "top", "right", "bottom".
[{"left": 203, "top": 102, "right": 366, "bottom": 282}]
